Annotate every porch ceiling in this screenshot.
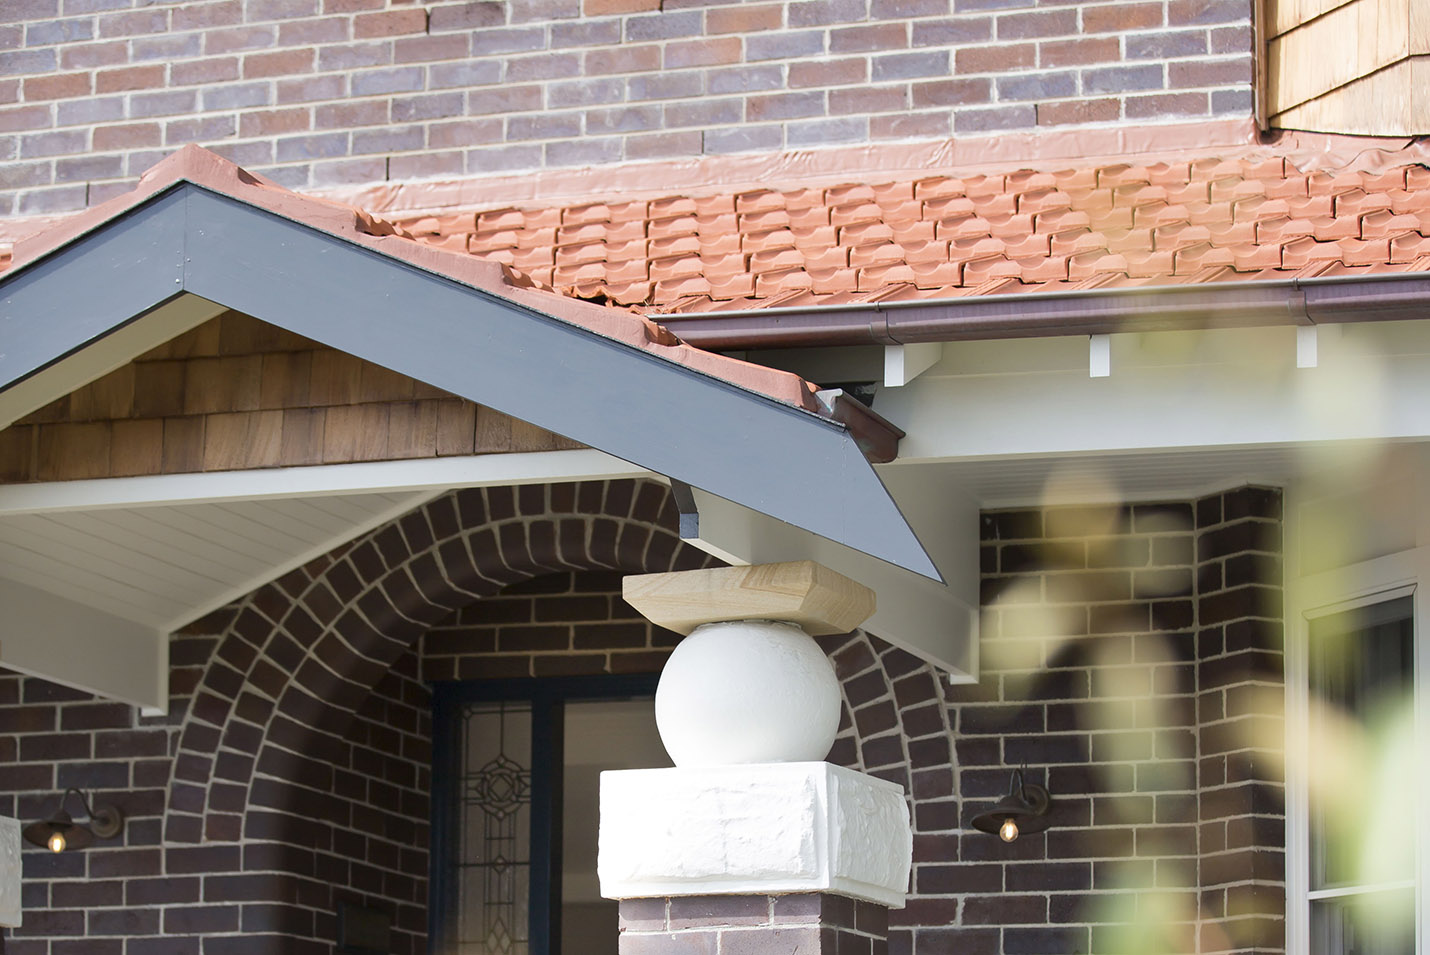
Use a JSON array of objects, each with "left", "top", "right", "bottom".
[
  {"left": 0, "top": 490, "right": 431, "bottom": 632},
  {"left": 0, "top": 449, "right": 647, "bottom": 712}
]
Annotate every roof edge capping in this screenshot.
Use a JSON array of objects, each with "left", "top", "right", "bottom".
[
  {"left": 817, "top": 389, "right": 904, "bottom": 465},
  {"left": 656, "top": 271, "right": 1430, "bottom": 350}
]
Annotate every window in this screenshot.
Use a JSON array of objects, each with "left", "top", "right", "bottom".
[
  {"left": 1290, "top": 551, "right": 1427, "bottom": 954},
  {"left": 429, "top": 676, "right": 667, "bottom": 955}
]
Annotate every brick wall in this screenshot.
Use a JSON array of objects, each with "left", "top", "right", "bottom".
[
  {"left": 814, "top": 486, "right": 1283, "bottom": 954},
  {"left": 420, "top": 569, "right": 684, "bottom": 681},
  {"left": 0, "top": 482, "right": 1285, "bottom": 953},
  {"left": 0, "top": 0, "right": 1256, "bottom": 217},
  {"left": 0, "top": 479, "right": 711, "bottom": 953}
]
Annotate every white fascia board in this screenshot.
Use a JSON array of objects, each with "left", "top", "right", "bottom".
[
  {"left": 0, "top": 576, "right": 167, "bottom": 713},
  {"left": 0, "top": 293, "right": 226, "bottom": 431},
  {"left": 681, "top": 476, "right": 978, "bottom": 680},
  {"left": 0, "top": 449, "right": 650, "bottom": 516},
  {"left": 875, "top": 322, "right": 1430, "bottom": 463}
]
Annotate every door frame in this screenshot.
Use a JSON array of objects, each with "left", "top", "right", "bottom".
[{"left": 429, "top": 674, "right": 662, "bottom": 955}]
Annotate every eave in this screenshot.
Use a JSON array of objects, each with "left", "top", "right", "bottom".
[{"left": 0, "top": 147, "right": 980, "bottom": 711}]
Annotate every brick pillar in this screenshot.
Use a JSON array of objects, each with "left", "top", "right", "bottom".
[
  {"left": 1195, "top": 486, "right": 1285, "bottom": 953},
  {"left": 618, "top": 894, "right": 889, "bottom": 955}
]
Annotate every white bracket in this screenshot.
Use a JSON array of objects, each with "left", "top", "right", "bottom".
[
  {"left": 1089, "top": 334, "right": 1111, "bottom": 378},
  {"left": 676, "top": 473, "right": 978, "bottom": 679},
  {"left": 0, "top": 577, "right": 167, "bottom": 713},
  {"left": 884, "top": 342, "right": 943, "bottom": 387},
  {"left": 1296, "top": 325, "right": 1318, "bottom": 368}
]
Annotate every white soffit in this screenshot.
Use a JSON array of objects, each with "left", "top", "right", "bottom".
[
  {"left": 0, "top": 450, "right": 651, "bottom": 713},
  {"left": 0, "top": 450, "right": 650, "bottom": 632},
  {"left": 921, "top": 445, "right": 1303, "bottom": 509},
  {"left": 0, "top": 490, "right": 433, "bottom": 631}
]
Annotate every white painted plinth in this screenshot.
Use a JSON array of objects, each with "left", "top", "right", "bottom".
[
  {"left": 0, "top": 816, "right": 20, "bottom": 927},
  {"left": 597, "top": 761, "right": 912, "bottom": 908}
]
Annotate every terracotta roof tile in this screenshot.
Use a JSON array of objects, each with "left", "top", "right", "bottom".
[
  {"left": 195, "top": 146, "right": 1430, "bottom": 319},
  {"left": 1311, "top": 214, "right": 1360, "bottom": 241},
  {"left": 756, "top": 266, "right": 813, "bottom": 296},
  {"left": 810, "top": 267, "right": 859, "bottom": 294},
  {"left": 1390, "top": 232, "right": 1430, "bottom": 263},
  {"left": 911, "top": 261, "right": 964, "bottom": 288}
]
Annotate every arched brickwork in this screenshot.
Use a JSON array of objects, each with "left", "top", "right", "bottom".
[
  {"left": 155, "top": 473, "right": 965, "bottom": 953},
  {"left": 1, "top": 483, "right": 1286, "bottom": 954},
  {"left": 166, "top": 479, "right": 708, "bottom": 845}
]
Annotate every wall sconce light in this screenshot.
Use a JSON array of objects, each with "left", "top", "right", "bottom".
[
  {"left": 22, "top": 788, "right": 124, "bottom": 853},
  {"left": 970, "top": 768, "right": 1052, "bottom": 842}
]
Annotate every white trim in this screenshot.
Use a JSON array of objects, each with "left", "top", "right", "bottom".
[
  {"left": 1307, "top": 880, "right": 1416, "bottom": 901},
  {"left": 1285, "top": 542, "right": 1426, "bottom": 954},
  {"left": 883, "top": 342, "right": 943, "bottom": 387},
  {"left": 1088, "top": 334, "right": 1111, "bottom": 377},
  {"left": 1297, "top": 325, "right": 1319, "bottom": 368},
  {"left": 0, "top": 577, "right": 167, "bottom": 713},
  {"left": 681, "top": 479, "right": 978, "bottom": 679},
  {"left": 0, "top": 449, "right": 651, "bottom": 516}
]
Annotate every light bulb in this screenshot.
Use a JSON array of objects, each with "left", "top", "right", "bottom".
[
  {"left": 999, "top": 817, "right": 1019, "bottom": 843},
  {"left": 47, "top": 830, "right": 66, "bottom": 853}
]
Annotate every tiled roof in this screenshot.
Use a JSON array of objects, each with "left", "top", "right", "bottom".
[
  {"left": 381, "top": 155, "right": 1430, "bottom": 314},
  {"left": 0, "top": 145, "right": 831, "bottom": 416}
]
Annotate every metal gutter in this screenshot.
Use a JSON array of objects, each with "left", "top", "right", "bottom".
[{"left": 653, "top": 271, "right": 1430, "bottom": 350}]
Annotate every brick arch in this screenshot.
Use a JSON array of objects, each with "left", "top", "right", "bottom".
[{"left": 164, "top": 478, "right": 708, "bottom": 846}]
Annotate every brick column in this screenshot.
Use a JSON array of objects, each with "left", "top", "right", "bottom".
[
  {"left": 618, "top": 894, "right": 888, "bottom": 955},
  {"left": 1195, "top": 487, "right": 1285, "bottom": 953},
  {"left": 602, "top": 562, "right": 911, "bottom": 955}
]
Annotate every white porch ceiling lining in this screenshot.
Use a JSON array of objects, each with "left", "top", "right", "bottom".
[
  {"left": 0, "top": 490, "right": 433, "bottom": 631},
  {"left": 939, "top": 444, "right": 1301, "bottom": 509},
  {"left": 0, "top": 442, "right": 1301, "bottom": 701},
  {"left": 0, "top": 450, "right": 651, "bottom": 712}
]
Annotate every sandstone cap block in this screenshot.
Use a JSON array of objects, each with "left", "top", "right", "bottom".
[{"left": 622, "top": 560, "right": 876, "bottom": 636}]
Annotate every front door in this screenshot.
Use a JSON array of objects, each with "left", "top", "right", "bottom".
[{"left": 429, "top": 675, "right": 668, "bottom": 955}]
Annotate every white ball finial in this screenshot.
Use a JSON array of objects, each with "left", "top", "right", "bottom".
[{"left": 655, "top": 620, "right": 842, "bottom": 767}]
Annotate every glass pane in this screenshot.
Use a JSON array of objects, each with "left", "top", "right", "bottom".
[
  {"left": 560, "top": 699, "right": 672, "bottom": 955},
  {"left": 1310, "top": 889, "right": 1415, "bottom": 955},
  {"left": 456, "top": 702, "right": 534, "bottom": 955},
  {"left": 1307, "top": 596, "right": 1414, "bottom": 892}
]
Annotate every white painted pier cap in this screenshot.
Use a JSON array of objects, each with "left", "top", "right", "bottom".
[
  {"left": 599, "top": 761, "right": 913, "bottom": 907},
  {"left": 623, "top": 561, "right": 875, "bottom": 767}
]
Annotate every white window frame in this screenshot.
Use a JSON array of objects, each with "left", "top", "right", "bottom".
[{"left": 1286, "top": 547, "right": 1429, "bottom": 953}]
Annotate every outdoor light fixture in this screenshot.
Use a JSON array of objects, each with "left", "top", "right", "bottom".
[
  {"left": 970, "top": 768, "right": 1052, "bottom": 842},
  {"left": 22, "top": 788, "right": 124, "bottom": 853}
]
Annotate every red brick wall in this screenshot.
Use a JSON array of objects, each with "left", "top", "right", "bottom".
[{"left": 0, "top": 0, "right": 1256, "bottom": 216}]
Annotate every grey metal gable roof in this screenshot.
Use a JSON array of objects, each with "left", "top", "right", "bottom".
[{"left": 0, "top": 148, "right": 939, "bottom": 581}]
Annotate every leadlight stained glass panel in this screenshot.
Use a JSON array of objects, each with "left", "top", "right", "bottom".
[{"left": 457, "top": 702, "right": 533, "bottom": 955}]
